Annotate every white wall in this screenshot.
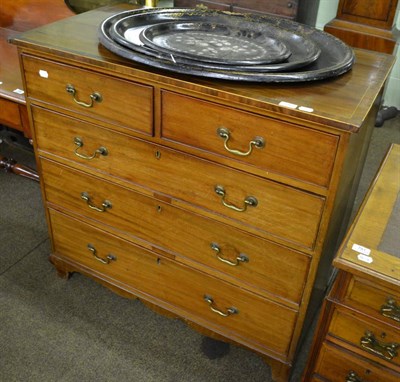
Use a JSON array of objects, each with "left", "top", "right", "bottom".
[{"left": 316, "top": 0, "right": 400, "bottom": 109}]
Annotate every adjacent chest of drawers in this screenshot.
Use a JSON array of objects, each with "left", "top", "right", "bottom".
[
  {"left": 303, "top": 145, "right": 400, "bottom": 382},
  {"left": 12, "top": 5, "right": 395, "bottom": 382}
]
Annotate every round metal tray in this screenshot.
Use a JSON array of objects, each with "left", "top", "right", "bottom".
[
  {"left": 98, "top": 8, "right": 354, "bottom": 82},
  {"left": 109, "top": 9, "right": 321, "bottom": 72},
  {"left": 138, "top": 21, "right": 292, "bottom": 65}
]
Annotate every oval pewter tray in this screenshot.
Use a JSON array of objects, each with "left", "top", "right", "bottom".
[
  {"left": 138, "top": 21, "right": 292, "bottom": 65},
  {"left": 98, "top": 8, "right": 355, "bottom": 82},
  {"left": 109, "top": 9, "right": 321, "bottom": 72}
]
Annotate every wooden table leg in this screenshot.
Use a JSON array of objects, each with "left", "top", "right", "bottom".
[{"left": 0, "top": 155, "right": 39, "bottom": 181}]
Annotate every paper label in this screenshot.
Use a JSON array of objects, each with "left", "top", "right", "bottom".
[
  {"left": 279, "top": 101, "right": 297, "bottom": 109},
  {"left": 39, "top": 70, "right": 49, "bottom": 78},
  {"left": 352, "top": 243, "right": 371, "bottom": 256},
  {"left": 299, "top": 106, "right": 314, "bottom": 113},
  {"left": 13, "top": 89, "right": 24, "bottom": 94},
  {"left": 357, "top": 254, "right": 373, "bottom": 263}
]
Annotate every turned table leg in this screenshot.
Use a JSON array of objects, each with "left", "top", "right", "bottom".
[{"left": 0, "top": 155, "right": 39, "bottom": 181}]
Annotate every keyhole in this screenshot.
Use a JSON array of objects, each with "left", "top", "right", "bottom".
[
  {"left": 157, "top": 205, "right": 162, "bottom": 213},
  {"left": 381, "top": 332, "right": 386, "bottom": 339},
  {"left": 155, "top": 150, "right": 161, "bottom": 159}
]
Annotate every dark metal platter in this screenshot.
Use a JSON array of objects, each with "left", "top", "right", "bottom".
[
  {"left": 138, "top": 21, "right": 292, "bottom": 65},
  {"left": 110, "top": 9, "right": 321, "bottom": 72},
  {"left": 98, "top": 8, "right": 355, "bottom": 82}
]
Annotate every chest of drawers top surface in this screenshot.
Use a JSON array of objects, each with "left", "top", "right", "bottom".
[
  {"left": 334, "top": 144, "right": 400, "bottom": 288},
  {"left": 11, "top": 4, "right": 394, "bottom": 133}
]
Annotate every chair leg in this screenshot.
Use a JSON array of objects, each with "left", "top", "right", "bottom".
[{"left": 0, "top": 155, "right": 39, "bottom": 181}]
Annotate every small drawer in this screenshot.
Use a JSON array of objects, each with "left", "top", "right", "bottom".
[
  {"left": 49, "top": 210, "right": 298, "bottom": 359},
  {"left": 344, "top": 275, "right": 400, "bottom": 326},
  {"left": 41, "top": 159, "right": 310, "bottom": 305},
  {"left": 161, "top": 91, "right": 338, "bottom": 187},
  {"left": 22, "top": 54, "right": 153, "bottom": 136},
  {"left": 329, "top": 307, "right": 400, "bottom": 367},
  {"left": 313, "top": 341, "right": 399, "bottom": 382},
  {"left": 34, "top": 107, "right": 325, "bottom": 250}
]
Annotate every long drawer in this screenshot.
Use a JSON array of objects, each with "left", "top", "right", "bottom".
[
  {"left": 34, "top": 106, "right": 325, "bottom": 250},
  {"left": 49, "top": 209, "right": 298, "bottom": 359},
  {"left": 22, "top": 54, "right": 154, "bottom": 136},
  {"left": 313, "top": 341, "right": 399, "bottom": 382},
  {"left": 328, "top": 307, "right": 400, "bottom": 367},
  {"left": 41, "top": 158, "right": 310, "bottom": 305},
  {"left": 161, "top": 91, "right": 338, "bottom": 188}
]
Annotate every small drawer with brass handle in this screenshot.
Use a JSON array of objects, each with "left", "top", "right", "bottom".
[
  {"left": 360, "top": 331, "right": 399, "bottom": 361},
  {"left": 311, "top": 341, "right": 399, "bottom": 382},
  {"left": 216, "top": 127, "right": 265, "bottom": 157},
  {"left": 214, "top": 185, "right": 258, "bottom": 212},
  {"left": 328, "top": 308, "right": 400, "bottom": 366},
  {"left": 210, "top": 242, "right": 249, "bottom": 266},
  {"left": 73, "top": 137, "right": 108, "bottom": 160},
  {"left": 87, "top": 244, "right": 116, "bottom": 265},
  {"left": 66, "top": 84, "right": 102, "bottom": 108},
  {"left": 80, "top": 192, "right": 112, "bottom": 212},
  {"left": 161, "top": 90, "right": 338, "bottom": 188},
  {"left": 22, "top": 54, "right": 153, "bottom": 136},
  {"left": 203, "top": 295, "right": 238, "bottom": 317}
]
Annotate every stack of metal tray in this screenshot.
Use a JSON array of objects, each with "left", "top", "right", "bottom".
[{"left": 98, "top": 7, "right": 355, "bottom": 82}]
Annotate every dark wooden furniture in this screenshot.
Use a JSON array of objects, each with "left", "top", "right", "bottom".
[
  {"left": 324, "top": 0, "right": 399, "bottom": 54},
  {"left": 303, "top": 144, "right": 400, "bottom": 381},
  {"left": 0, "top": 0, "right": 74, "bottom": 179},
  {"left": 11, "top": 4, "right": 395, "bottom": 381},
  {"left": 173, "top": 0, "right": 299, "bottom": 19}
]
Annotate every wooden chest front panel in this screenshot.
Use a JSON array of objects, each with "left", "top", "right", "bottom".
[
  {"left": 161, "top": 91, "right": 338, "bottom": 188},
  {"left": 41, "top": 158, "right": 310, "bottom": 305},
  {"left": 33, "top": 106, "right": 325, "bottom": 250},
  {"left": 22, "top": 55, "right": 154, "bottom": 136},
  {"left": 49, "top": 209, "right": 298, "bottom": 359},
  {"left": 313, "top": 341, "right": 400, "bottom": 382}
]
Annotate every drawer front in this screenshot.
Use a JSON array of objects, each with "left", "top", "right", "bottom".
[
  {"left": 314, "top": 341, "right": 399, "bottom": 382},
  {"left": 34, "top": 107, "right": 325, "bottom": 249},
  {"left": 329, "top": 307, "right": 400, "bottom": 367},
  {"left": 161, "top": 91, "right": 338, "bottom": 187},
  {"left": 49, "top": 209, "right": 298, "bottom": 358},
  {"left": 41, "top": 159, "right": 310, "bottom": 305},
  {"left": 22, "top": 54, "right": 153, "bottom": 136},
  {"left": 345, "top": 276, "right": 400, "bottom": 326}
]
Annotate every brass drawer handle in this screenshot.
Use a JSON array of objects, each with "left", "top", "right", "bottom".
[
  {"left": 74, "top": 137, "right": 108, "bottom": 160},
  {"left": 346, "top": 371, "right": 363, "bottom": 382},
  {"left": 66, "top": 84, "right": 102, "bottom": 108},
  {"left": 204, "top": 295, "right": 238, "bottom": 317},
  {"left": 87, "top": 244, "right": 116, "bottom": 264},
  {"left": 214, "top": 185, "right": 258, "bottom": 212},
  {"left": 210, "top": 242, "right": 249, "bottom": 266},
  {"left": 81, "top": 192, "right": 112, "bottom": 212},
  {"left": 217, "top": 127, "right": 265, "bottom": 157},
  {"left": 381, "top": 297, "right": 400, "bottom": 322},
  {"left": 360, "top": 331, "right": 399, "bottom": 360}
]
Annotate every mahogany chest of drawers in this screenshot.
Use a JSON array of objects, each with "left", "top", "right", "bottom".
[
  {"left": 303, "top": 144, "right": 400, "bottom": 381},
  {"left": 11, "top": 4, "right": 394, "bottom": 381}
]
